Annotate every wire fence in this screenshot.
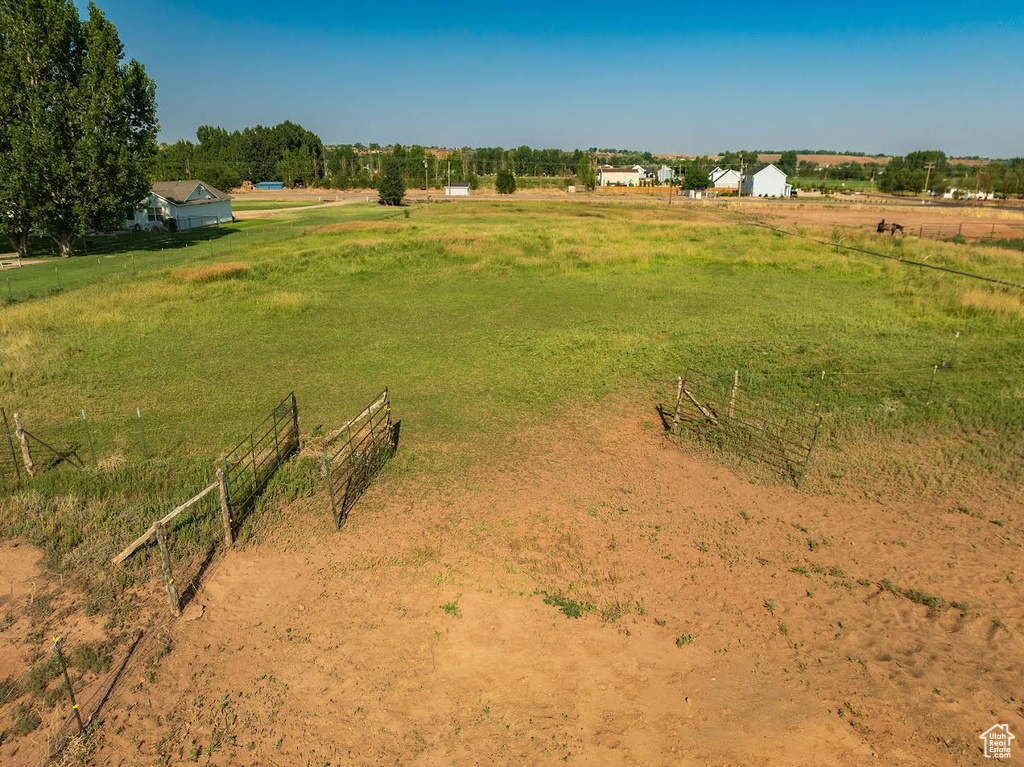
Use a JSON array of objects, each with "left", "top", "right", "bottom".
[
  {"left": 916, "top": 221, "right": 1024, "bottom": 240},
  {"left": 662, "top": 369, "right": 822, "bottom": 488}
]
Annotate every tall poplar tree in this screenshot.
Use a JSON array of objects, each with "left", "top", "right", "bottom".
[{"left": 0, "top": 0, "right": 157, "bottom": 257}]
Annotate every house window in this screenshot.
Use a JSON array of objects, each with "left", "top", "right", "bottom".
[{"left": 147, "top": 206, "right": 162, "bottom": 222}]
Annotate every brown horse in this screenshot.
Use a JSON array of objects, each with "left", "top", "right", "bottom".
[{"left": 877, "top": 219, "right": 905, "bottom": 237}]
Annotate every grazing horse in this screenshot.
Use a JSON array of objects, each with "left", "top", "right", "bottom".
[{"left": 877, "top": 219, "right": 905, "bottom": 236}]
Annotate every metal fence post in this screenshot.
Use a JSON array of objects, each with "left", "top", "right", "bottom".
[
  {"left": 796, "top": 416, "right": 823, "bottom": 491},
  {"left": 52, "top": 637, "right": 84, "bottom": 734},
  {"left": 81, "top": 410, "right": 97, "bottom": 467},
  {"left": 290, "top": 391, "right": 299, "bottom": 449}
]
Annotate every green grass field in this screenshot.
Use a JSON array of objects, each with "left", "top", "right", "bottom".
[
  {"left": 1, "top": 200, "right": 1022, "bottom": 600},
  {"left": 229, "top": 199, "right": 328, "bottom": 211},
  {"left": 791, "top": 177, "right": 876, "bottom": 191}
]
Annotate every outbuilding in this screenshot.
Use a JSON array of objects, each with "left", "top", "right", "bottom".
[
  {"left": 709, "top": 167, "right": 741, "bottom": 190},
  {"left": 445, "top": 183, "right": 471, "bottom": 196},
  {"left": 598, "top": 166, "right": 642, "bottom": 187},
  {"left": 740, "top": 163, "right": 792, "bottom": 198},
  {"left": 127, "top": 181, "right": 233, "bottom": 231}
]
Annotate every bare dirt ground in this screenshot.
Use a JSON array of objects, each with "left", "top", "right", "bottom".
[
  {"left": 71, "top": 409, "right": 1024, "bottom": 766},
  {"left": 734, "top": 200, "right": 1024, "bottom": 240}
]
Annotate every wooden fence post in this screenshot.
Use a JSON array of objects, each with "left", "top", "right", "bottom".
[
  {"left": 1, "top": 408, "right": 21, "bottom": 482},
  {"left": 672, "top": 376, "right": 684, "bottom": 429},
  {"left": 322, "top": 447, "right": 339, "bottom": 529},
  {"left": 153, "top": 521, "right": 181, "bottom": 617},
  {"left": 13, "top": 413, "right": 35, "bottom": 477},
  {"left": 216, "top": 467, "right": 233, "bottom": 547}
]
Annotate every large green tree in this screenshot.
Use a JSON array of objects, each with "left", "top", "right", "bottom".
[
  {"left": 0, "top": 0, "right": 157, "bottom": 256},
  {"left": 377, "top": 155, "right": 405, "bottom": 205}
]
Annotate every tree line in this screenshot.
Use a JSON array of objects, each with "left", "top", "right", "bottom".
[
  {"left": 0, "top": 0, "right": 158, "bottom": 257},
  {"left": 153, "top": 122, "right": 327, "bottom": 192}
]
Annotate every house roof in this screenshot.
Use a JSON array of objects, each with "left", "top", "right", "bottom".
[
  {"left": 746, "top": 163, "right": 785, "bottom": 177},
  {"left": 151, "top": 181, "right": 229, "bottom": 206},
  {"left": 600, "top": 166, "right": 640, "bottom": 173}
]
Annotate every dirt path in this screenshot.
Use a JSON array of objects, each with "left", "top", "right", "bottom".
[
  {"left": 230, "top": 196, "right": 373, "bottom": 220},
  {"left": 87, "top": 411, "right": 1022, "bottom": 765}
]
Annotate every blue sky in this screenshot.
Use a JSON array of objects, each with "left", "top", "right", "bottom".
[{"left": 89, "top": 1, "right": 1023, "bottom": 157}]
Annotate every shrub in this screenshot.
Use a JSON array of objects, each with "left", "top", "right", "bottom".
[{"left": 495, "top": 168, "right": 516, "bottom": 195}]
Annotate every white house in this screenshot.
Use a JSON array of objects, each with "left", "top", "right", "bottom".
[
  {"left": 127, "top": 181, "right": 233, "bottom": 231},
  {"left": 598, "top": 166, "right": 642, "bottom": 187},
  {"left": 445, "top": 183, "right": 471, "bottom": 197},
  {"left": 740, "top": 163, "right": 792, "bottom": 198},
  {"left": 709, "top": 167, "right": 741, "bottom": 190},
  {"left": 654, "top": 165, "right": 674, "bottom": 184}
]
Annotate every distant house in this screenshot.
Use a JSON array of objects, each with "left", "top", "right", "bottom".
[
  {"left": 654, "top": 165, "right": 674, "bottom": 184},
  {"left": 709, "top": 167, "right": 741, "bottom": 190},
  {"left": 445, "top": 183, "right": 471, "bottom": 197},
  {"left": 127, "top": 181, "right": 233, "bottom": 231},
  {"left": 598, "top": 166, "right": 642, "bottom": 187},
  {"left": 740, "top": 163, "right": 792, "bottom": 198}
]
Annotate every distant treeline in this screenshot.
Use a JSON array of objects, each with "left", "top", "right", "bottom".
[
  {"left": 151, "top": 124, "right": 1024, "bottom": 197},
  {"left": 154, "top": 122, "right": 327, "bottom": 192}
]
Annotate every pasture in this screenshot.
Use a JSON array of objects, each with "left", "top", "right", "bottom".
[{"left": 1, "top": 199, "right": 1022, "bottom": 764}]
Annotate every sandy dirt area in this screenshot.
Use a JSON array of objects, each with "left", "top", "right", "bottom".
[
  {"left": 73, "top": 409, "right": 1023, "bottom": 766},
  {"left": 734, "top": 200, "right": 1024, "bottom": 239}
]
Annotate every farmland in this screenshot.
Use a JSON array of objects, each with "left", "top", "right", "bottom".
[{"left": 1, "top": 199, "right": 1022, "bottom": 764}]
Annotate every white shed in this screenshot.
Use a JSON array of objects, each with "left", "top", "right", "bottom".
[
  {"left": 709, "top": 167, "right": 741, "bottom": 190},
  {"left": 445, "top": 183, "right": 471, "bottom": 196},
  {"left": 740, "top": 164, "right": 792, "bottom": 198},
  {"left": 598, "top": 166, "right": 642, "bottom": 186},
  {"left": 127, "top": 181, "right": 233, "bottom": 231}
]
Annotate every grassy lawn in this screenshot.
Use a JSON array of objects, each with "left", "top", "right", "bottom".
[
  {"left": 0, "top": 199, "right": 1021, "bottom": 594},
  {"left": 791, "top": 177, "right": 876, "bottom": 191},
  {"left": 230, "top": 199, "right": 328, "bottom": 211}
]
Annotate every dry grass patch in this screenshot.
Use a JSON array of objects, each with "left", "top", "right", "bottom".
[
  {"left": 313, "top": 221, "right": 403, "bottom": 235},
  {"left": 172, "top": 262, "right": 250, "bottom": 283},
  {"left": 957, "top": 288, "right": 1024, "bottom": 318}
]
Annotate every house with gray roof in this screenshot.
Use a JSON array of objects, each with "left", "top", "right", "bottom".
[
  {"left": 127, "top": 181, "right": 233, "bottom": 231},
  {"left": 739, "top": 163, "right": 792, "bottom": 198}
]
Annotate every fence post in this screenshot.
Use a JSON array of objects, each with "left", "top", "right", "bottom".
[
  {"left": 926, "top": 364, "right": 938, "bottom": 404},
  {"left": 153, "top": 521, "right": 181, "bottom": 617},
  {"left": 728, "top": 370, "right": 739, "bottom": 419},
  {"left": 52, "top": 637, "right": 85, "bottom": 734},
  {"left": 216, "top": 467, "right": 233, "bottom": 547},
  {"left": 81, "top": 410, "right": 97, "bottom": 467},
  {"left": 322, "top": 446, "right": 339, "bottom": 529},
  {"left": 13, "top": 413, "right": 35, "bottom": 477},
  {"left": 796, "top": 416, "right": 823, "bottom": 491},
  {"left": 1, "top": 408, "right": 21, "bottom": 483},
  {"left": 672, "top": 376, "right": 684, "bottom": 430},
  {"left": 290, "top": 391, "right": 300, "bottom": 448},
  {"left": 136, "top": 407, "right": 150, "bottom": 462}
]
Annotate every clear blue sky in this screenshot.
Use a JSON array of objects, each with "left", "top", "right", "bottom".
[{"left": 88, "top": 1, "right": 1023, "bottom": 157}]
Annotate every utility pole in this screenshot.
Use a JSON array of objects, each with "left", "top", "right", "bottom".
[
  {"left": 923, "top": 161, "right": 936, "bottom": 193},
  {"left": 423, "top": 159, "right": 428, "bottom": 192},
  {"left": 447, "top": 160, "right": 451, "bottom": 194}
]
